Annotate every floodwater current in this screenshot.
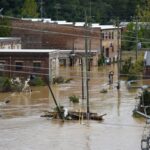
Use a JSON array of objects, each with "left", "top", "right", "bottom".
[{"left": 0, "top": 65, "right": 146, "bottom": 150}]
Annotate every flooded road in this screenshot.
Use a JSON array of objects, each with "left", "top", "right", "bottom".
[{"left": 0, "top": 65, "right": 146, "bottom": 150}]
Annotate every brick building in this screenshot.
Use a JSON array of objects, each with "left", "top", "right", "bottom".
[
  {"left": 100, "top": 25, "right": 121, "bottom": 63},
  {"left": 0, "top": 49, "right": 59, "bottom": 82},
  {"left": 11, "top": 19, "right": 100, "bottom": 51},
  {"left": 10, "top": 19, "right": 121, "bottom": 66}
]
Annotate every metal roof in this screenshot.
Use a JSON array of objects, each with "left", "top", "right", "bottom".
[
  {"left": 0, "top": 37, "right": 21, "bottom": 41},
  {"left": 0, "top": 49, "right": 58, "bottom": 53}
]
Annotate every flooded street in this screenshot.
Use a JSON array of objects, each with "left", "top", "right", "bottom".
[{"left": 0, "top": 65, "right": 145, "bottom": 150}]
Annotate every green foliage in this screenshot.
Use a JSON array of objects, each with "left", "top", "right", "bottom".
[
  {"left": 121, "top": 57, "right": 144, "bottom": 81},
  {"left": 0, "top": 0, "right": 142, "bottom": 23},
  {"left": 100, "top": 89, "right": 108, "bottom": 93},
  {"left": 69, "top": 95, "right": 79, "bottom": 103},
  {"left": 140, "top": 90, "right": 150, "bottom": 106},
  {"left": 53, "top": 76, "right": 64, "bottom": 84},
  {"left": 21, "top": 0, "right": 39, "bottom": 18},
  {"left": 121, "top": 57, "right": 132, "bottom": 74},
  {"left": 122, "top": 23, "right": 135, "bottom": 51},
  {"left": 53, "top": 76, "right": 72, "bottom": 84},
  {"left": 98, "top": 54, "right": 105, "bottom": 66},
  {"left": 2, "top": 78, "right": 12, "bottom": 92},
  {"left": 135, "top": 0, "right": 150, "bottom": 49},
  {"left": 128, "top": 59, "right": 143, "bottom": 81},
  {"left": 53, "top": 105, "right": 64, "bottom": 112},
  {"left": 29, "top": 76, "right": 45, "bottom": 86},
  {"left": 0, "top": 18, "right": 12, "bottom": 37},
  {"left": 0, "top": 77, "right": 11, "bottom": 92}
]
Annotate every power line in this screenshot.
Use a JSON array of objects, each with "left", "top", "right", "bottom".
[
  {"left": 0, "top": 25, "right": 100, "bottom": 40},
  {"left": 122, "top": 35, "right": 150, "bottom": 42},
  {"left": 0, "top": 15, "right": 101, "bottom": 35},
  {"left": 1, "top": 63, "right": 150, "bottom": 79}
]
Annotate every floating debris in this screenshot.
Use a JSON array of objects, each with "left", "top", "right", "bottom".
[
  {"left": 41, "top": 109, "right": 106, "bottom": 121},
  {"left": 100, "top": 88, "right": 108, "bottom": 93}
]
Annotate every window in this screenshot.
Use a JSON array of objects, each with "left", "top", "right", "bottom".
[
  {"left": 109, "top": 32, "right": 111, "bottom": 39},
  {"left": 105, "top": 32, "right": 108, "bottom": 39},
  {"left": 16, "top": 62, "right": 23, "bottom": 71},
  {"left": 112, "top": 32, "right": 114, "bottom": 39},
  {"left": 102, "top": 33, "right": 104, "bottom": 40},
  {"left": 0, "top": 63, "right": 4, "bottom": 71},
  {"left": 33, "top": 62, "right": 41, "bottom": 72}
]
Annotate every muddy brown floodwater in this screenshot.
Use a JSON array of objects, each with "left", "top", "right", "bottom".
[{"left": 0, "top": 65, "right": 146, "bottom": 150}]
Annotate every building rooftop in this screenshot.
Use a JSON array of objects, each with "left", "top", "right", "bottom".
[
  {"left": 0, "top": 49, "right": 58, "bottom": 53},
  {"left": 21, "top": 18, "right": 123, "bottom": 30},
  {"left": 0, "top": 37, "right": 21, "bottom": 41},
  {"left": 99, "top": 25, "right": 117, "bottom": 30}
]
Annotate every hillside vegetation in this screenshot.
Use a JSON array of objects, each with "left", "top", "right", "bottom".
[{"left": 0, "top": 0, "right": 143, "bottom": 23}]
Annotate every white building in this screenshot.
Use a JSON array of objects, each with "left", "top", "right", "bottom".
[{"left": 0, "top": 37, "right": 21, "bottom": 49}]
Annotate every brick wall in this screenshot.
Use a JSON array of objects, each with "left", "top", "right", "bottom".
[
  {"left": 0, "top": 53, "right": 49, "bottom": 78},
  {"left": 11, "top": 20, "right": 100, "bottom": 51}
]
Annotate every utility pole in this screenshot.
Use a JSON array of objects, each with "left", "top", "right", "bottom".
[
  {"left": 84, "top": 10, "right": 90, "bottom": 120},
  {"left": 100, "top": 29, "right": 103, "bottom": 55},
  {"left": 135, "top": 16, "right": 139, "bottom": 60},
  {"left": 116, "top": 18, "right": 120, "bottom": 90},
  {"left": 39, "top": 0, "right": 44, "bottom": 49},
  {"left": 81, "top": 58, "right": 85, "bottom": 100},
  {"left": 45, "top": 77, "right": 64, "bottom": 120},
  {"left": 40, "top": 0, "right": 43, "bottom": 19}
]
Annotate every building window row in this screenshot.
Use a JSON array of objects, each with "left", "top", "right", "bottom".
[
  {"left": 102, "top": 32, "right": 114, "bottom": 40},
  {"left": 0, "top": 61, "right": 42, "bottom": 72}
]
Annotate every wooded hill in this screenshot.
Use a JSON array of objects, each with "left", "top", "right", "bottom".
[{"left": 0, "top": 0, "right": 143, "bottom": 23}]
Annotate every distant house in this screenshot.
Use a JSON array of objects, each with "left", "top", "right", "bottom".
[
  {"left": 0, "top": 37, "right": 21, "bottom": 49},
  {"left": 144, "top": 51, "right": 150, "bottom": 78},
  {"left": 0, "top": 49, "right": 59, "bottom": 82}
]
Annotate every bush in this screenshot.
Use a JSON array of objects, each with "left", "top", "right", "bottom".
[
  {"left": 98, "top": 54, "right": 105, "bottom": 66},
  {"left": 140, "top": 90, "right": 150, "bottom": 106},
  {"left": 121, "top": 58, "right": 132, "bottom": 75},
  {"left": 29, "top": 76, "right": 45, "bottom": 86},
  {"left": 69, "top": 95, "right": 79, "bottom": 103},
  {"left": 0, "top": 77, "right": 12, "bottom": 92},
  {"left": 53, "top": 76, "right": 73, "bottom": 84},
  {"left": 53, "top": 76, "right": 64, "bottom": 84}
]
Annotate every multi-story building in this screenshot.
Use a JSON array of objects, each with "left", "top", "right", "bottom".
[
  {"left": 0, "top": 37, "right": 21, "bottom": 49},
  {"left": 10, "top": 19, "right": 122, "bottom": 66},
  {"left": 100, "top": 25, "right": 121, "bottom": 64}
]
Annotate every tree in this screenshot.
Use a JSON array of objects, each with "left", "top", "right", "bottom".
[
  {"left": 136, "top": 0, "right": 150, "bottom": 48},
  {"left": 0, "top": 17, "right": 12, "bottom": 37},
  {"left": 21, "top": 0, "right": 39, "bottom": 18}
]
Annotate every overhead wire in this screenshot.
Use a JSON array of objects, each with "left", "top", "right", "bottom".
[
  {"left": 2, "top": 63, "right": 150, "bottom": 79},
  {"left": 1, "top": 15, "right": 150, "bottom": 47}
]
